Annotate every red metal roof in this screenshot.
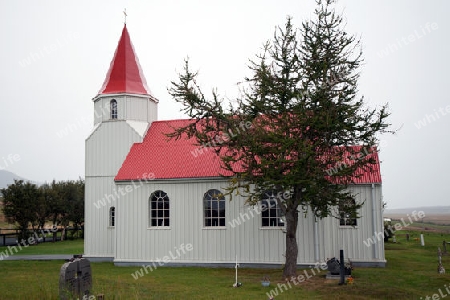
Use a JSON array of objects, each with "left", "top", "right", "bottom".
[
  {"left": 115, "top": 119, "right": 382, "bottom": 184},
  {"left": 98, "top": 24, "right": 152, "bottom": 96},
  {"left": 115, "top": 119, "right": 234, "bottom": 181},
  {"left": 325, "top": 145, "right": 382, "bottom": 184}
]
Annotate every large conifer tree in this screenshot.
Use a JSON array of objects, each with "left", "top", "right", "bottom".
[{"left": 168, "top": 0, "right": 391, "bottom": 278}]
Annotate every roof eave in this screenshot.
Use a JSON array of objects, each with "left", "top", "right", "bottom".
[{"left": 92, "top": 93, "right": 159, "bottom": 103}]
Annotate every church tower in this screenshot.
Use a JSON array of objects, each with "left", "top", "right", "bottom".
[{"left": 84, "top": 24, "right": 158, "bottom": 260}]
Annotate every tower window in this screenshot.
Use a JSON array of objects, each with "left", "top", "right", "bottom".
[{"left": 110, "top": 99, "right": 117, "bottom": 119}]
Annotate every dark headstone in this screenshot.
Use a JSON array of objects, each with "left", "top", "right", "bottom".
[
  {"left": 59, "top": 258, "right": 92, "bottom": 300},
  {"left": 78, "top": 258, "right": 92, "bottom": 295},
  {"left": 59, "top": 261, "right": 78, "bottom": 299},
  {"left": 326, "top": 258, "right": 340, "bottom": 275},
  {"left": 326, "top": 256, "right": 352, "bottom": 279}
]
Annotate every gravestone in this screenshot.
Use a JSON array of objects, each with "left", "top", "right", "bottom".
[
  {"left": 326, "top": 257, "right": 352, "bottom": 280},
  {"left": 78, "top": 259, "right": 92, "bottom": 295},
  {"left": 59, "top": 257, "right": 92, "bottom": 300},
  {"left": 59, "top": 260, "right": 78, "bottom": 299},
  {"left": 326, "top": 257, "right": 340, "bottom": 275},
  {"left": 438, "top": 247, "right": 446, "bottom": 274}
]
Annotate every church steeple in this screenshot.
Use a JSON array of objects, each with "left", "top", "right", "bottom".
[
  {"left": 85, "top": 19, "right": 158, "bottom": 262},
  {"left": 92, "top": 24, "right": 158, "bottom": 126},
  {"left": 98, "top": 24, "right": 152, "bottom": 96}
]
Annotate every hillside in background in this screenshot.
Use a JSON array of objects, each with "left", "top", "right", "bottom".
[
  {"left": 0, "top": 170, "right": 27, "bottom": 190},
  {"left": 385, "top": 206, "right": 450, "bottom": 226},
  {"left": 385, "top": 206, "right": 450, "bottom": 215}
]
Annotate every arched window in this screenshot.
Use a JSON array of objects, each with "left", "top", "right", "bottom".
[
  {"left": 339, "top": 198, "right": 357, "bottom": 226},
  {"left": 149, "top": 190, "right": 170, "bottom": 227},
  {"left": 204, "top": 189, "right": 225, "bottom": 227},
  {"left": 109, "top": 207, "right": 115, "bottom": 227},
  {"left": 261, "top": 190, "right": 285, "bottom": 227},
  {"left": 110, "top": 99, "right": 117, "bottom": 119}
]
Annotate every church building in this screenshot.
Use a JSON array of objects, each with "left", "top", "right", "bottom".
[{"left": 84, "top": 24, "right": 386, "bottom": 268}]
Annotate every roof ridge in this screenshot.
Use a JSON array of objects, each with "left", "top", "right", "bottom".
[{"left": 151, "top": 118, "right": 193, "bottom": 123}]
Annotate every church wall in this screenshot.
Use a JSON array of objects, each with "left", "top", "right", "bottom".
[
  {"left": 85, "top": 119, "right": 147, "bottom": 259},
  {"left": 318, "top": 184, "right": 385, "bottom": 265},
  {"left": 112, "top": 179, "right": 385, "bottom": 267},
  {"left": 84, "top": 176, "right": 117, "bottom": 259},
  {"left": 114, "top": 179, "right": 285, "bottom": 265},
  {"left": 86, "top": 121, "right": 144, "bottom": 177}
]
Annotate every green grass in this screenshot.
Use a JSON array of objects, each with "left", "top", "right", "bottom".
[
  {"left": 1, "top": 232, "right": 450, "bottom": 299},
  {"left": 0, "top": 239, "right": 83, "bottom": 255}
]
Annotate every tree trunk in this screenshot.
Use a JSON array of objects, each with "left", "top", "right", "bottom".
[{"left": 283, "top": 206, "right": 299, "bottom": 279}]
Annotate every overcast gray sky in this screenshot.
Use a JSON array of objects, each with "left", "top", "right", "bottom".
[{"left": 0, "top": 0, "right": 448, "bottom": 209}]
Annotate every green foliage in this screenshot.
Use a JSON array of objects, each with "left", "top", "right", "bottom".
[
  {"left": 1, "top": 180, "right": 40, "bottom": 240},
  {"left": 0, "top": 179, "right": 85, "bottom": 239},
  {"left": 168, "top": 0, "right": 392, "bottom": 278}
]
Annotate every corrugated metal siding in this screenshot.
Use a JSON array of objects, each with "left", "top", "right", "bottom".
[
  {"left": 148, "top": 100, "right": 157, "bottom": 124},
  {"left": 86, "top": 121, "right": 144, "bottom": 177},
  {"left": 84, "top": 176, "right": 117, "bottom": 257},
  {"left": 93, "top": 95, "right": 157, "bottom": 125},
  {"left": 316, "top": 184, "right": 384, "bottom": 263},
  {"left": 125, "top": 97, "right": 157, "bottom": 122},
  {"left": 111, "top": 180, "right": 385, "bottom": 265},
  {"left": 85, "top": 116, "right": 151, "bottom": 258},
  {"left": 115, "top": 180, "right": 284, "bottom": 264}
]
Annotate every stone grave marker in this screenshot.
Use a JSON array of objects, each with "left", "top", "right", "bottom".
[
  {"left": 59, "top": 257, "right": 92, "bottom": 300},
  {"left": 78, "top": 258, "right": 92, "bottom": 295},
  {"left": 438, "top": 247, "right": 445, "bottom": 274},
  {"left": 59, "top": 260, "right": 78, "bottom": 299},
  {"left": 325, "top": 257, "right": 352, "bottom": 280}
]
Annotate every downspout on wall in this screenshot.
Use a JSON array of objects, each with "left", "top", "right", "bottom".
[
  {"left": 313, "top": 218, "right": 319, "bottom": 262},
  {"left": 371, "top": 183, "right": 378, "bottom": 260}
]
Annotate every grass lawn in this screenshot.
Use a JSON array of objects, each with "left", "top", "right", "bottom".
[
  {"left": 0, "top": 228, "right": 450, "bottom": 299},
  {"left": 0, "top": 239, "right": 83, "bottom": 255}
]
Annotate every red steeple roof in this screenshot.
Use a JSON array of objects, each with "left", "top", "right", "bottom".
[{"left": 98, "top": 24, "right": 152, "bottom": 96}]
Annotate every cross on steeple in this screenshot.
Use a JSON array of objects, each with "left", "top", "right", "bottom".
[{"left": 123, "top": 8, "right": 127, "bottom": 24}]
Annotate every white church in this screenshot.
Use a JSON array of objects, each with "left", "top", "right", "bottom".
[{"left": 84, "top": 24, "right": 386, "bottom": 268}]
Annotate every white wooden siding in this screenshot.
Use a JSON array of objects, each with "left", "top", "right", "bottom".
[
  {"left": 85, "top": 112, "right": 152, "bottom": 258},
  {"left": 93, "top": 95, "right": 157, "bottom": 125},
  {"left": 85, "top": 121, "right": 144, "bottom": 177},
  {"left": 108, "top": 179, "right": 385, "bottom": 266},
  {"left": 84, "top": 176, "right": 117, "bottom": 258}
]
